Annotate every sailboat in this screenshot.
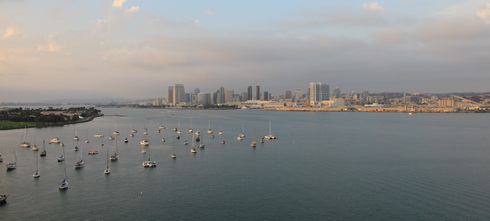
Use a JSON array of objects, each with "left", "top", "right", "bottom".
[
  {"left": 188, "top": 119, "right": 193, "bottom": 133},
  {"left": 31, "top": 144, "right": 39, "bottom": 151},
  {"left": 6, "top": 142, "right": 16, "bottom": 170},
  {"left": 59, "top": 145, "right": 68, "bottom": 190},
  {"left": 40, "top": 140, "right": 47, "bottom": 157},
  {"left": 207, "top": 120, "right": 213, "bottom": 134},
  {"left": 124, "top": 137, "right": 129, "bottom": 143},
  {"left": 190, "top": 133, "right": 197, "bottom": 154},
  {"left": 264, "top": 120, "right": 277, "bottom": 140},
  {"left": 33, "top": 150, "right": 41, "bottom": 178},
  {"left": 110, "top": 137, "right": 118, "bottom": 161},
  {"left": 57, "top": 154, "right": 65, "bottom": 162},
  {"left": 0, "top": 153, "right": 3, "bottom": 163},
  {"left": 142, "top": 144, "right": 156, "bottom": 167},
  {"left": 20, "top": 127, "right": 31, "bottom": 148},
  {"left": 112, "top": 123, "right": 119, "bottom": 135},
  {"left": 73, "top": 126, "right": 79, "bottom": 141},
  {"left": 74, "top": 142, "right": 84, "bottom": 169},
  {"left": 104, "top": 144, "right": 111, "bottom": 174},
  {"left": 171, "top": 138, "right": 176, "bottom": 159},
  {"left": 250, "top": 131, "right": 257, "bottom": 148},
  {"left": 159, "top": 118, "right": 166, "bottom": 129}
]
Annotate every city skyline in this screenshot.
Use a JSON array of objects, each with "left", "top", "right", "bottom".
[{"left": 1, "top": 0, "right": 490, "bottom": 102}]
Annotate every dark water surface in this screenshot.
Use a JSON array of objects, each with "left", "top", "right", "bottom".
[{"left": 1, "top": 108, "right": 489, "bottom": 220}]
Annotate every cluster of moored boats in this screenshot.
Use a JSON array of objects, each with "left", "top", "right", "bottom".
[{"left": 1, "top": 120, "right": 277, "bottom": 195}]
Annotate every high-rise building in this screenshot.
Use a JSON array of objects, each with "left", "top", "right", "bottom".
[
  {"left": 225, "top": 90, "right": 234, "bottom": 103},
  {"left": 216, "top": 87, "right": 225, "bottom": 104},
  {"left": 285, "top": 90, "right": 292, "bottom": 99},
  {"left": 295, "top": 88, "right": 302, "bottom": 102},
  {"left": 173, "top": 84, "right": 186, "bottom": 106},
  {"left": 167, "top": 86, "right": 174, "bottom": 105},
  {"left": 197, "top": 93, "right": 211, "bottom": 106},
  {"left": 247, "top": 86, "right": 253, "bottom": 101},
  {"left": 333, "top": 87, "right": 341, "bottom": 99},
  {"left": 264, "top": 91, "right": 269, "bottom": 101},
  {"left": 308, "top": 82, "right": 330, "bottom": 106},
  {"left": 256, "top": 86, "right": 261, "bottom": 100}
]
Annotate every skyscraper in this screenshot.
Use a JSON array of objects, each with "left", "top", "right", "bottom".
[
  {"left": 295, "top": 88, "right": 302, "bottom": 102},
  {"left": 264, "top": 91, "right": 269, "bottom": 101},
  {"left": 167, "top": 86, "right": 174, "bottom": 105},
  {"left": 256, "top": 85, "right": 260, "bottom": 100},
  {"left": 225, "top": 90, "right": 234, "bottom": 103},
  {"left": 247, "top": 86, "right": 253, "bottom": 101},
  {"left": 285, "top": 90, "right": 292, "bottom": 99},
  {"left": 308, "top": 82, "right": 330, "bottom": 106},
  {"left": 173, "top": 84, "right": 185, "bottom": 106},
  {"left": 333, "top": 87, "right": 341, "bottom": 99}
]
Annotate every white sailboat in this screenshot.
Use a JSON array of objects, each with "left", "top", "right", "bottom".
[
  {"left": 190, "top": 133, "right": 197, "bottom": 154},
  {"left": 264, "top": 120, "right": 277, "bottom": 140},
  {"left": 33, "top": 150, "right": 40, "bottom": 178},
  {"left": 142, "top": 144, "right": 156, "bottom": 167},
  {"left": 59, "top": 145, "right": 68, "bottom": 190},
  {"left": 207, "top": 120, "right": 213, "bottom": 134},
  {"left": 104, "top": 143, "right": 110, "bottom": 174},
  {"left": 74, "top": 142, "right": 84, "bottom": 169},
  {"left": 110, "top": 136, "right": 118, "bottom": 161},
  {"left": 20, "top": 127, "right": 31, "bottom": 148},
  {"left": 171, "top": 138, "right": 176, "bottom": 159}
]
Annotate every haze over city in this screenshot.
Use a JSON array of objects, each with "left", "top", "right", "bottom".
[{"left": 1, "top": 0, "right": 490, "bottom": 102}]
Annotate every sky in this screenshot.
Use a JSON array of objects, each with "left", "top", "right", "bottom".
[{"left": 1, "top": 0, "right": 490, "bottom": 102}]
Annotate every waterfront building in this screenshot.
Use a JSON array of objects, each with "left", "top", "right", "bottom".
[
  {"left": 308, "top": 82, "right": 330, "bottom": 106},
  {"left": 295, "top": 89, "right": 302, "bottom": 102},
  {"left": 197, "top": 93, "right": 211, "bottom": 106},
  {"left": 256, "top": 86, "right": 261, "bottom": 100},
  {"left": 167, "top": 86, "right": 174, "bottom": 105},
  {"left": 225, "top": 90, "right": 234, "bottom": 103},
  {"left": 333, "top": 87, "right": 341, "bottom": 99},
  {"left": 247, "top": 86, "right": 253, "bottom": 101},
  {"left": 285, "top": 90, "right": 292, "bottom": 99},
  {"left": 264, "top": 91, "right": 269, "bottom": 101},
  {"left": 172, "top": 84, "right": 186, "bottom": 106},
  {"left": 439, "top": 98, "right": 455, "bottom": 107}
]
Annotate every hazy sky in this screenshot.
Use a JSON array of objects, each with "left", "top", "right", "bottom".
[{"left": 1, "top": 0, "right": 489, "bottom": 102}]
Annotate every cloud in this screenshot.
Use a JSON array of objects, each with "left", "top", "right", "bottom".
[
  {"left": 417, "top": 18, "right": 484, "bottom": 41},
  {"left": 112, "top": 0, "right": 126, "bottom": 8},
  {"left": 205, "top": 9, "right": 214, "bottom": 16},
  {"left": 370, "top": 28, "right": 405, "bottom": 44},
  {"left": 126, "top": 6, "right": 140, "bottom": 14},
  {"left": 195, "top": 19, "right": 200, "bottom": 25},
  {"left": 362, "top": 2, "right": 384, "bottom": 12},
  {"left": 38, "top": 32, "right": 62, "bottom": 52},
  {"left": 476, "top": 3, "right": 490, "bottom": 24},
  {"left": 3, "top": 26, "right": 19, "bottom": 39}
]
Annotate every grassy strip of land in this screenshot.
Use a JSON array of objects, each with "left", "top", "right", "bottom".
[{"left": 0, "top": 121, "right": 38, "bottom": 128}]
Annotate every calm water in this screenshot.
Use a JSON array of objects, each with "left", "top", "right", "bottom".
[{"left": 1, "top": 108, "right": 490, "bottom": 220}]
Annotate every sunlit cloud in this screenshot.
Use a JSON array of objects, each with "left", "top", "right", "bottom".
[
  {"left": 38, "top": 33, "right": 62, "bottom": 52},
  {"left": 362, "top": 2, "right": 384, "bottom": 12},
  {"left": 127, "top": 6, "right": 140, "bottom": 14},
  {"left": 476, "top": 3, "right": 490, "bottom": 24},
  {"left": 3, "top": 26, "right": 19, "bottom": 39},
  {"left": 112, "top": 0, "right": 126, "bottom": 8}
]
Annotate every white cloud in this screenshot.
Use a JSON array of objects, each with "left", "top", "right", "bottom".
[
  {"left": 476, "top": 3, "right": 490, "bottom": 24},
  {"left": 126, "top": 6, "right": 140, "bottom": 14},
  {"left": 3, "top": 26, "right": 19, "bottom": 39},
  {"left": 112, "top": 0, "right": 126, "bottom": 8},
  {"left": 362, "top": 2, "right": 384, "bottom": 12},
  {"left": 195, "top": 19, "right": 200, "bottom": 25},
  {"left": 205, "top": 9, "right": 214, "bottom": 16}
]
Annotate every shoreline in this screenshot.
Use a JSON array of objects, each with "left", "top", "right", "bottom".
[{"left": 0, "top": 116, "right": 98, "bottom": 131}]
